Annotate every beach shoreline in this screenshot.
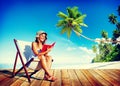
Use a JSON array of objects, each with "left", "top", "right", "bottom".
[
  {"left": 0, "top": 61, "right": 120, "bottom": 69},
  {"left": 52, "top": 61, "right": 120, "bottom": 69}
]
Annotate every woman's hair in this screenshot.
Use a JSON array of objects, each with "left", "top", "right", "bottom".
[{"left": 35, "top": 33, "right": 47, "bottom": 44}]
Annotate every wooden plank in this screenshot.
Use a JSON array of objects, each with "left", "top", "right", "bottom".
[
  {"left": 40, "top": 69, "right": 53, "bottom": 86},
  {"left": 103, "top": 69, "right": 120, "bottom": 82},
  {"left": 30, "top": 69, "right": 45, "bottom": 86},
  {"left": 0, "top": 69, "right": 120, "bottom": 86},
  {"left": 94, "top": 69, "right": 120, "bottom": 86},
  {"left": 68, "top": 69, "right": 82, "bottom": 86},
  {"left": 88, "top": 69, "right": 112, "bottom": 86},
  {"left": 112, "top": 69, "right": 120, "bottom": 75},
  {"left": 11, "top": 69, "right": 40, "bottom": 86},
  {"left": 19, "top": 69, "right": 40, "bottom": 86},
  {"left": 0, "top": 76, "right": 17, "bottom": 86},
  {"left": 0, "top": 69, "right": 13, "bottom": 82},
  {"left": 0, "top": 74, "right": 8, "bottom": 81},
  {"left": 81, "top": 69, "right": 103, "bottom": 86},
  {"left": 0, "top": 70, "right": 17, "bottom": 86},
  {"left": 51, "top": 69, "right": 61, "bottom": 86},
  {"left": 61, "top": 69, "right": 71, "bottom": 86},
  {"left": 75, "top": 69, "right": 92, "bottom": 86},
  {"left": 100, "top": 69, "right": 120, "bottom": 82}
]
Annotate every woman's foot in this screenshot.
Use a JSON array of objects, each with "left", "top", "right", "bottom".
[{"left": 44, "top": 75, "right": 57, "bottom": 82}]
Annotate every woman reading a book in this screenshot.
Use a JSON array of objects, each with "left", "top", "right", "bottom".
[{"left": 32, "top": 31, "right": 57, "bottom": 81}]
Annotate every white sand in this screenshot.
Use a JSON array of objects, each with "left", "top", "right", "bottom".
[{"left": 52, "top": 61, "right": 120, "bottom": 69}]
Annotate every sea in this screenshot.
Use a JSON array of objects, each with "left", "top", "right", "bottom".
[{"left": 0, "top": 62, "right": 91, "bottom": 69}]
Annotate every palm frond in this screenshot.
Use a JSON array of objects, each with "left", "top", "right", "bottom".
[
  {"left": 56, "top": 20, "right": 66, "bottom": 27},
  {"left": 67, "top": 6, "right": 81, "bottom": 19},
  {"left": 60, "top": 27, "right": 72, "bottom": 38},
  {"left": 57, "top": 11, "right": 68, "bottom": 19},
  {"left": 72, "top": 21, "right": 79, "bottom": 26},
  {"left": 74, "top": 14, "right": 86, "bottom": 23},
  {"left": 73, "top": 25, "right": 82, "bottom": 36},
  {"left": 65, "top": 18, "right": 73, "bottom": 23},
  {"left": 73, "top": 29, "right": 81, "bottom": 36},
  {"left": 108, "top": 14, "right": 118, "bottom": 24},
  {"left": 66, "top": 27, "right": 72, "bottom": 38},
  {"left": 71, "top": 6, "right": 81, "bottom": 18},
  {"left": 67, "top": 7, "right": 74, "bottom": 18},
  {"left": 60, "top": 26, "right": 68, "bottom": 34},
  {"left": 79, "top": 23, "right": 88, "bottom": 27}
]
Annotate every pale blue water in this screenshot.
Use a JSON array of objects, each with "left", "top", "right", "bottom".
[
  {"left": 52, "top": 63, "right": 91, "bottom": 69},
  {"left": 0, "top": 63, "right": 91, "bottom": 69},
  {"left": 0, "top": 64, "right": 21, "bottom": 69}
]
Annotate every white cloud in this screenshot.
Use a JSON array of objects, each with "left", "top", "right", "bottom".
[
  {"left": 78, "top": 47, "right": 93, "bottom": 54},
  {"left": 66, "top": 47, "right": 76, "bottom": 51},
  {"left": 51, "top": 43, "right": 95, "bottom": 67},
  {"left": 95, "top": 38, "right": 112, "bottom": 44}
]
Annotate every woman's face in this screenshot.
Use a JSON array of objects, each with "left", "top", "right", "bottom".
[{"left": 39, "top": 33, "right": 46, "bottom": 42}]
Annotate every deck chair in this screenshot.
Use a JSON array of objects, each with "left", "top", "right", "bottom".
[{"left": 12, "top": 39, "right": 42, "bottom": 82}]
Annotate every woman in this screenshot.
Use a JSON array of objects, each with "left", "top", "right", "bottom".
[{"left": 32, "top": 31, "right": 57, "bottom": 81}]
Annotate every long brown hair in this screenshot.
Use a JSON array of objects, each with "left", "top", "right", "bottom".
[{"left": 35, "top": 33, "right": 47, "bottom": 45}]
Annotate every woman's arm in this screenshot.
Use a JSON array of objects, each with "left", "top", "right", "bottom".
[
  {"left": 32, "top": 42, "right": 39, "bottom": 56},
  {"left": 32, "top": 42, "right": 51, "bottom": 56},
  {"left": 38, "top": 47, "right": 52, "bottom": 56}
]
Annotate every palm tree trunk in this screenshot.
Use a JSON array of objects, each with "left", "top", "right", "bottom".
[{"left": 73, "top": 30, "right": 95, "bottom": 42}]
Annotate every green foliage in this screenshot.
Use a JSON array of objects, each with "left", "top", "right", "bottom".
[
  {"left": 57, "top": 12, "right": 68, "bottom": 19},
  {"left": 108, "top": 13, "right": 118, "bottom": 24},
  {"left": 101, "top": 30, "right": 108, "bottom": 39},
  {"left": 92, "top": 5, "right": 120, "bottom": 63},
  {"left": 113, "top": 29, "right": 120, "bottom": 39},
  {"left": 92, "top": 45, "right": 97, "bottom": 53},
  {"left": 67, "top": 6, "right": 82, "bottom": 19}
]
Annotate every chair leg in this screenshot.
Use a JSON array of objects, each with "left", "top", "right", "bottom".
[
  {"left": 23, "top": 66, "right": 31, "bottom": 82},
  {"left": 14, "top": 58, "right": 34, "bottom": 82},
  {"left": 12, "top": 52, "right": 19, "bottom": 77},
  {"left": 14, "top": 58, "right": 34, "bottom": 76}
]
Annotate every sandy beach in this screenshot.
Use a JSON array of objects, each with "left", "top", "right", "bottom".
[
  {"left": 52, "top": 61, "right": 120, "bottom": 69},
  {"left": 0, "top": 61, "right": 120, "bottom": 69}
]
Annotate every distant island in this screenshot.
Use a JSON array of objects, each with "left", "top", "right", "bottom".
[{"left": 92, "top": 5, "right": 120, "bottom": 63}]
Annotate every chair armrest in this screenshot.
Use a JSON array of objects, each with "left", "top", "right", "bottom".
[{"left": 33, "top": 58, "right": 40, "bottom": 62}]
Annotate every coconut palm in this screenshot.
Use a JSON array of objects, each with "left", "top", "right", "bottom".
[
  {"left": 56, "top": 6, "right": 88, "bottom": 38},
  {"left": 92, "top": 45, "right": 97, "bottom": 53},
  {"left": 108, "top": 14, "right": 117, "bottom": 24},
  {"left": 101, "top": 30, "right": 108, "bottom": 39},
  {"left": 117, "top": 5, "right": 120, "bottom": 16}
]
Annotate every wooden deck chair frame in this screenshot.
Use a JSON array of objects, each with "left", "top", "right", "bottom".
[{"left": 12, "top": 39, "right": 40, "bottom": 82}]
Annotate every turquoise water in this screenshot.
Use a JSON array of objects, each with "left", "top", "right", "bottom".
[
  {"left": 0, "top": 63, "right": 90, "bottom": 69},
  {"left": 0, "top": 64, "right": 21, "bottom": 69}
]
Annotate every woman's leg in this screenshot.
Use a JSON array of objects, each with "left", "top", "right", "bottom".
[
  {"left": 38, "top": 55, "right": 57, "bottom": 81},
  {"left": 45, "top": 55, "right": 52, "bottom": 69},
  {"left": 38, "top": 55, "right": 52, "bottom": 77},
  {"left": 43, "top": 55, "right": 52, "bottom": 78}
]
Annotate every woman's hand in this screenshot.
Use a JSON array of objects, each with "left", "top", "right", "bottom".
[
  {"left": 46, "top": 47, "right": 53, "bottom": 53},
  {"left": 37, "top": 47, "right": 53, "bottom": 56}
]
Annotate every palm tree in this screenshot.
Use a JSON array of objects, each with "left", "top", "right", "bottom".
[
  {"left": 117, "top": 5, "right": 120, "bottom": 16},
  {"left": 101, "top": 30, "right": 108, "bottom": 39},
  {"left": 56, "top": 6, "right": 88, "bottom": 38},
  {"left": 92, "top": 45, "right": 97, "bottom": 53},
  {"left": 108, "top": 14, "right": 117, "bottom": 24}
]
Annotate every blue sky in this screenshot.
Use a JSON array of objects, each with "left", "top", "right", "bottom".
[{"left": 0, "top": 0, "right": 120, "bottom": 68}]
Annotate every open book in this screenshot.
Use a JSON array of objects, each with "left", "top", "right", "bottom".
[{"left": 41, "top": 42, "right": 56, "bottom": 52}]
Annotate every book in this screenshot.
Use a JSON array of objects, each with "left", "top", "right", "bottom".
[{"left": 41, "top": 42, "right": 56, "bottom": 52}]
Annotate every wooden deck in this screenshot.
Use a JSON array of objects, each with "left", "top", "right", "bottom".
[{"left": 0, "top": 69, "right": 120, "bottom": 86}]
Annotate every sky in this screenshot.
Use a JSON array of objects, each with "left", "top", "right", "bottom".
[{"left": 0, "top": 0, "right": 120, "bottom": 68}]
